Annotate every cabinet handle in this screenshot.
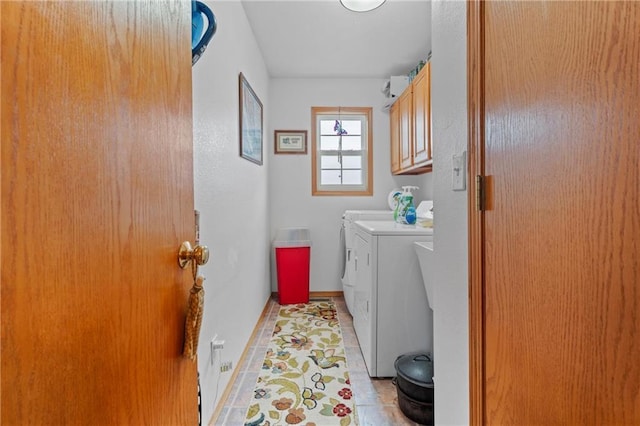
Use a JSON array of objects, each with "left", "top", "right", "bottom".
[
  {"left": 367, "top": 253, "right": 370, "bottom": 265},
  {"left": 355, "top": 257, "right": 358, "bottom": 271}
]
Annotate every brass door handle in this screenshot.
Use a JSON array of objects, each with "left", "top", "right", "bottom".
[
  {"left": 178, "top": 239, "right": 208, "bottom": 361},
  {"left": 178, "top": 241, "right": 210, "bottom": 269}
]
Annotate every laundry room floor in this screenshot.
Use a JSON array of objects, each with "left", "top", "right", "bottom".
[{"left": 212, "top": 295, "right": 424, "bottom": 426}]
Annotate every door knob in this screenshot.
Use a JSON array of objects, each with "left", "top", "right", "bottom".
[{"left": 178, "top": 241, "right": 210, "bottom": 269}]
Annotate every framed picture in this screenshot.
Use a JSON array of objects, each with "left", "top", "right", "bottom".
[
  {"left": 274, "top": 130, "right": 308, "bottom": 154},
  {"left": 239, "top": 73, "right": 263, "bottom": 165}
]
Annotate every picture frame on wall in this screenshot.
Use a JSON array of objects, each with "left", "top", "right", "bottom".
[
  {"left": 274, "top": 130, "right": 307, "bottom": 154},
  {"left": 239, "top": 73, "right": 263, "bottom": 165}
]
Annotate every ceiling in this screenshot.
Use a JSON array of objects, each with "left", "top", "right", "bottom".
[{"left": 240, "top": 0, "right": 431, "bottom": 79}]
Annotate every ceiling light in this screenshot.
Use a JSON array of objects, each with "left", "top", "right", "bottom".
[{"left": 340, "top": 0, "right": 386, "bottom": 12}]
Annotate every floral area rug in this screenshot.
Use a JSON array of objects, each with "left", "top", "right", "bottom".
[{"left": 244, "top": 300, "right": 357, "bottom": 426}]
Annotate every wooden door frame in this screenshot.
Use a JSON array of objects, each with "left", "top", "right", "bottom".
[{"left": 467, "top": 1, "right": 484, "bottom": 425}]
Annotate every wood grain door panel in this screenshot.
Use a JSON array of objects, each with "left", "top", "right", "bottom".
[
  {"left": 1, "top": 2, "right": 196, "bottom": 424},
  {"left": 470, "top": 1, "right": 640, "bottom": 424}
]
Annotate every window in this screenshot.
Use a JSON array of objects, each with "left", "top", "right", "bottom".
[{"left": 311, "top": 107, "right": 373, "bottom": 196}]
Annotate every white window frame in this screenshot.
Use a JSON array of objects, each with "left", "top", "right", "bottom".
[{"left": 311, "top": 107, "right": 373, "bottom": 196}]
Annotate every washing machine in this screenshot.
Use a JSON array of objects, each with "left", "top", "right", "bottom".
[
  {"left": 351, "top": 220, "right": 433, "bottom": 377},
  {"left": 340, "top": 210, "right": 394, "bottom": 315}
]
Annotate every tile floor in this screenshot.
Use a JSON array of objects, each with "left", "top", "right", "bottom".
[{"left": 212, "top": 295, "right": 425, "bottom": 425}]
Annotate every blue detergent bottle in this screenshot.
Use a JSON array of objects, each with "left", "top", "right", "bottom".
[
  {"left": 397, "top": 186, "right": 419, "bottom": 224},
  {"left": 405, "top": 205, "right": 417, "bottom": 225}
]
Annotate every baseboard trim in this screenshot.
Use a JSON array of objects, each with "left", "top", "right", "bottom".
[
  {"left": 270, "top": 290, "right": 344, "bottom": 300},
  {"left": 208, "top": 295, "right": 273, "bottom": 426}
]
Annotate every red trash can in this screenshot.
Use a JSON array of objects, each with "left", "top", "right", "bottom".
[{"left": 274, "top": 228, "right": 311, "bottom": 305}]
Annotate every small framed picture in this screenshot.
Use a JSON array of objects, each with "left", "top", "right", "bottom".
[{"left": 274, "top": 130, "right": 307, "bottom": 155}]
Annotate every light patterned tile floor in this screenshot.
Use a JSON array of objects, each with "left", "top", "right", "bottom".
[{"left": 211, "top": 295, "right": 424, "bottom": 426}]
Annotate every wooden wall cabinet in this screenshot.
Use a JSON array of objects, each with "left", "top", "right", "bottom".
[
  {"left": 390, "top": 100, "right": 401, "bottom": 173},
  {"left": 389, "top": 62, "right": 432, "bottom": 175}
]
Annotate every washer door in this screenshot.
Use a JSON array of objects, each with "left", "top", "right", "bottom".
[{"left": 340, "top": 223, "right": 347, "bottom": 283}]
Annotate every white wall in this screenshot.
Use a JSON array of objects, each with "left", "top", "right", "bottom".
[
  {"left": 431, "top": 1, "right": 469, "bottom": 424},
  {"left": 268, "top": 78, "right": 432, "bottom": 292},
  {"left": 190, "top": 3, "right": 444, "bottom": 424},
  {"left": 192, "top": 2, "right": 272, "bottom": 423}
]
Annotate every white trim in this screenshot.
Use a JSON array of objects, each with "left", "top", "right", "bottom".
[{"left": 314, "top": 113, "right": 369, "bottom": 193}]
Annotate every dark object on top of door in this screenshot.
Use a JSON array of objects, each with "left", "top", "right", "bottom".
[{"left": 192, "top": 1, "right": 216, "bottom": 66}]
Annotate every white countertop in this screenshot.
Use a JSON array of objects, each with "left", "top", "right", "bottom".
[{"left": 354, "top": 220, "right": 434, "bottom": 236}]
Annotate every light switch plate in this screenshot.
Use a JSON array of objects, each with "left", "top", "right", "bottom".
[{"left": 452, "top": 151, "right": 466, "bottom": 191}]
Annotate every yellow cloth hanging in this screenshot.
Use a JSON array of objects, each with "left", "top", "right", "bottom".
[{"left": 183, "top": 275, "right": 205, "bottom": 361}]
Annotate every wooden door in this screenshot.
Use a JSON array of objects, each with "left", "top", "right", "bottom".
[
  {"left": 469, "top": 1, "right": 640, "bottom": 424},
  {"left": 1, "top": 2, "right": 197, "bottom": 424}
]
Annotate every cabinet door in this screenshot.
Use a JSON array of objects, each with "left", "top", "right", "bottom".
[
  {"left": 390, "top": 101, "right": 401, "bottom": 173},
  {"left": 412, "top": 63, "right": 431, "bottom": 165},
  {"left": 353, "top": 232, "right": 375, "bottom": 376},
  {"left": 398, "top": 88, "right": 413, "bottom": 169}
]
